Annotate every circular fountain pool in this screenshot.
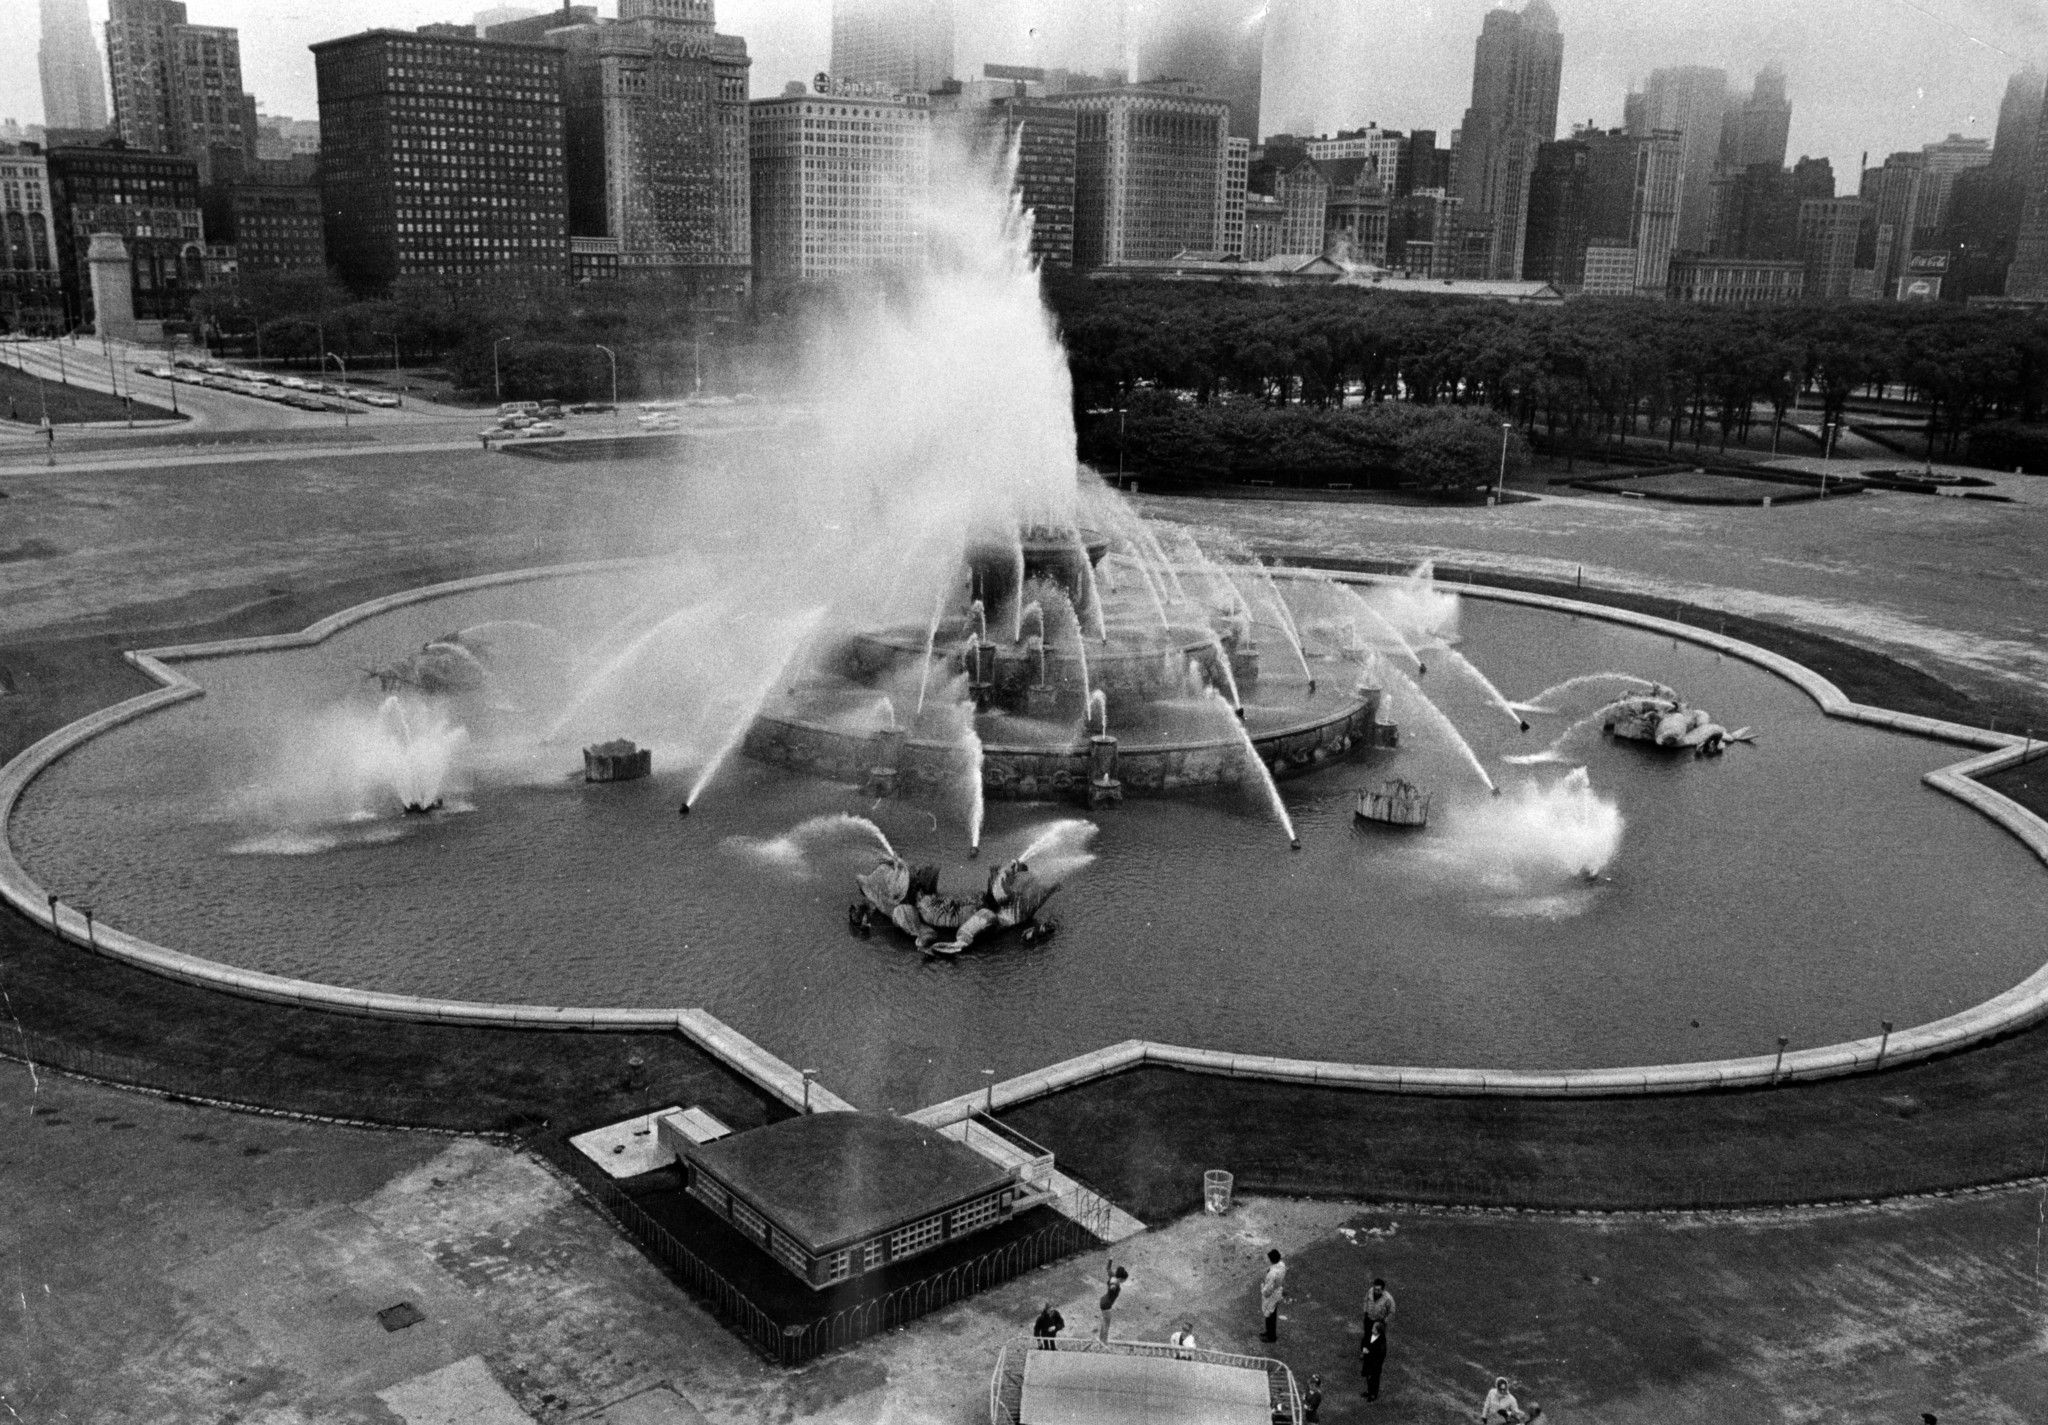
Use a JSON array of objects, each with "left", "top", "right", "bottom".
[{"left": 10, "top": 566, "right": 2046, "bottom": 1111}]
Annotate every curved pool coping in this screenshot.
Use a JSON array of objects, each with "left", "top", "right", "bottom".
[{"left": 2, "top": 559, "right": 2042, "bottom": 1115}]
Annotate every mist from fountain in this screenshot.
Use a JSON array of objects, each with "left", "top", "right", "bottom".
[
  {"left": 544, "top": 602, "right": 708, "bottom": 743},
  {"left": 1437, "top": 767, "right": 1624, "bottom": 889}
]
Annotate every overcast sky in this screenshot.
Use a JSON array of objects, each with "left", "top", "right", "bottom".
[{"left": 6, "top": 0, "right": 2046, "bottom": 183}]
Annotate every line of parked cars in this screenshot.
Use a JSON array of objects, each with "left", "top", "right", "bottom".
[
  {"left": 478, "top": 399, "right": 614, "bottom": 441},
  {"left": 136, "top": 356, "right": 403, "bottom": 412}
]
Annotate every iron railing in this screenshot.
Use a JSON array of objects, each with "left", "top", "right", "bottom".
[{"left": 989, "top": 1337, "right": 1303, "bottom": 1424}]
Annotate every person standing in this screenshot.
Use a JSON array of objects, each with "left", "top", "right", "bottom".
[
  {"left": 1303, "top": 1373, "right": 1324, "bottom": 1423},
  {"left": 1033, "top": 1301, "right": 1065, "bottom": 1348},
  {"left": 1259, "top": 1249, "right": 1288, "bottom": 1343},
  {"left": 1360, "top": 1319, "right": 1388, "bottom": 1402},
  {"left": 1098, "top": 1262, "right": 1128, "bottom": 1342}
]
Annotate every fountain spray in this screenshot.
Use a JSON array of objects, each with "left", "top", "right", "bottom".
[
  {"left": 684, "top": 607, "right": 827, "bottom": 812},
  {"left": 1207, "top": 688, "right": 1298, "bottom": 848}
]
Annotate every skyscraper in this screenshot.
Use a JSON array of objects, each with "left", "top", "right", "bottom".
[
  {"left": 313, "top": 26, "right": 569, "bottom": 293},
  {"left": 1914, "top": 133, "right": 1992, "bottom": 242},
  {"left": 556, "top": 0, "right": 753, "bottom": 307},
  {"left": 1727, "top": 64, "right": 1790, "bottom": 170},
  {"left": 1862, "top": 151, "right": 1925, "bottom": 299},
  {"left": 1944, "top": 67, "right": 2043, "bottom": 299},
  {"left": 1452, "top": 0, "right": 1563, "bottom": 281},
  {"left": 749, "top": 82, "right": 931, "bottom": 284},
  {"left": 1052, "top": 81, "right": 1232, "bottom": 268},
  {"left": 106, "top": 0, "right": 253, "bottom": 165},
  {"left": 38, "top": 0, "right": 111, "bottom": 133},
  {"left": 830, "top": 0, "right": 955, "bottom": 93},
  {"left": 1130, "top": 0, "right": 1265, "bottom": 142},
  {"left": 1521, "top": 127, "right": 1676, "bottom": 295},
  {"left": 1635, "top": 65, "right": 1728, "bottom": 254},
  {"left": 1798, "top": 196, "right": 1863, "bottom": 300}
]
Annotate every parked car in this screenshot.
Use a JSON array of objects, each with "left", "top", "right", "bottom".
[
  {"left": 498, "top": 400, "right": 541, "bottom": 416},
  {"left": 517, "top": 422, "right": 567, "bottom": 438},
  {"left": 358, "top": 392, "right": 401, "bottom": 408},
  {"left": 568, "top": 402, "right": 615, "bottom": 414},
  {"left": 535, "top": 401, "right": 563, "bottom": 419},
  {"left": 499, "top": 412, "right": 537, "bottom": 429},
  {"left": 279, "top": 377, "right": 310, "bottom": 390}
]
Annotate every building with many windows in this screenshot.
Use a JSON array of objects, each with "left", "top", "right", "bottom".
[
  {"left": 1667, "top": 253, "right": 1804, "bottom": 305},
  {"left": 1520, "top": 126, "right": 1677, "bottom": 295},
  {"left": 1052, "top": 82, "right": 1231, "bottom": 270},
  {"left": 749, "top": 79, "right": 931, "bottom": 285},
  {"left": 931, "top": 75, "right": 1080, "bottom": 272},
  {"left": 1, "top": 147, "right": 63, "bottom": 333},
  {"left": 1242, "top": 190, "right": 1282, "bottom": 260},
  {"left": 1221, "top": 135, "right": 1249, "bottom": 258},
  {"left": 39, "top": 0, "right": 111, "bottom": 134},
  {"left": 1453, "top": 0, "right": 1563, "bottom": 281},
  {"left": 44, "top": 143, "right": 203, "bottom": 328},
  {"left": 1797, "top": 195, "right": 1864, "bottom": 301},
  {"left": 219, "top": 179, "right": 326, "bottom": 274},
  {"left": 1630, "top": 65, "right": 1727, "bottom": 256},
  {"left": 313, "top": 26, "right": 569, "bottom": 293},
  {"left": 829, "top": 0, "right": 954, "bottom": 95},
  {"left": 106, "top": 0, "right": 255, "bottom": 169},
  {"left": 551, "top": 0, "right": 752, "bottom": 308}
]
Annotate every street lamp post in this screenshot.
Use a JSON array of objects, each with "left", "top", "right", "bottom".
[
  {"left": 595, "top": 343, "right": 617, "bottom": 426},
  {"left": 493, "top": 335, "right": 513, "bottom": 403},
  {"left": 1821, "top": 417, "right": 1836, "bottom": 494},
  {"left": 325, "top": 352, "right": 351, "bottom": 430},
  {"left": 1495, "top": 421, "right": 1514, "bottom": 502}
]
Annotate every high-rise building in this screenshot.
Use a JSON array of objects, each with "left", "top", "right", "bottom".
[
  {"left": 1403, "top": 130, "right": 1443, "bottom": 196},
  {"left": 1634, "top": 65, "right": 1727, "bottom": 254},
  {"left": 1798, "top": 195, "right": 1864, "bottom": 300},
  {"left": 932, "top": 77, "right": 1081, "bottom": 270},
  {"left": 1388, "top": 188, "right": 1462, "bottom": 276},
  {"left": 211, "top": 173, "right": 326, "bottom": 275},
  {"left": 1273, "top": 153, "right": 1327, "bottom": 255},
  {"left": 1961, "top": 66, "right": 2046, "bottom": 299},
  {"left": 1132, "top": 0, "right": 1264, "bottom": 142},
  {"left": 1708, "top": 163, "right": 1799, "bottom": 260},
  {"left": 1306, "top": 126, "right": 1405, "bottom": 193},
  {"left": 106, "top": 1, "right": 254, "bottom": 164},
  {"left": 1863, "top": 151, "right": 1925, "bottom": 299},
  {"left": 1791, "top": 156, "right": 1834, "bottom": 202},
  {"left": 39, "top": 0, "right": 111, "bottom": 133},
  {"left": 1053, "top": 82, "right": 1232, "bottom": 269},
  {"left": 1727, "top": 64, "right": 1790, "bottom": 170},
  {"left": 830, "top": 0, "right": 954, "bottom": 95},
  {"left": 1321, "top": 158, "right": 1387, "bottom": 264},
  {"left": 1914, "top": 133, "right": 1992, "bottom": 242},
  {"left": 312, "top": 27, "right": 569, "bottom": 294},
  {"left": 44, "top": 142, "right": 203, "bottom": 329},
  {"left": 547, "top": 0, "right": 752, "bottom": 307},
  {"left": 1453, "top": 0, "right": 1563, "bottom": 280},
  {"left": 749, "top": 81, "right": 931, "bottom": 285},
  {"left": 1521, "top": 126, "right": 1677, "bottom": 295},
  {"left": 1, "top": 146, "right": 63, "bottom": 334},
  {"left": 1222, "top": 134, "right": 1249, "bottom": 257}
]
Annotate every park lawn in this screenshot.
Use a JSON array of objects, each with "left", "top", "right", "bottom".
[
  {"left": 0, "top": 362, "right": 181, "bottom": 425},
  {"left": 1584, "top": 470, "right": 1836, "bottom": 503}
]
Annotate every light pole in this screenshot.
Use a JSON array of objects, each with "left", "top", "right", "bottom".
[
  {"left": 595, "top": 343, "right": 617, "bottom": 426},
  {"left": 325, "top": 351, "right": 351, "bottom": 430},
  {"left": 374, "top": 329, "right": 404, "bottom": 408},
  {"left": 1495, "top": 421, "right": 1513, "bottom": 502},
  {"left": 493, "top": 335, "right": 513, "bottom": 403},
  {"left": 800, "top": 1067, "right": 819, "bottom": 1114},
  {"left": 163, "top": 332, "right": 179, "bottom": 416},
  {"left": 1821, "top": 417, "right": 1836, "bottom": 494}
]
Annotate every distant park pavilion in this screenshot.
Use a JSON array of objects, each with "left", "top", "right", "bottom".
[{"left": 670, "top": 1111, "right": 1047, "bottom": 1289}]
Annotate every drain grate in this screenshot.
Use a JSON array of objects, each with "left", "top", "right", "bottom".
[{"left": 377, "top": 1302, "right": 426, "bottom": 1332}]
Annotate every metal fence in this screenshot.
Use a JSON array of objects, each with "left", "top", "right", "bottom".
[
  {"left": 559, "top": 1151, "right": 1103, "bottom": 1368},
  {"left": 988, "top": 1337, "right": 1303, "bottom": 1425}
]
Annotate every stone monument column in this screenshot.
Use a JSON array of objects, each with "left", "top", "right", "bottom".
[{"left": 86, "top": 232, "right": 137, "bottom": 340}]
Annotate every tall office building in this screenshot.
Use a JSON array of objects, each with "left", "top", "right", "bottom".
[
  {"left": 830, "top": 0, "right": 955, "bottom": 94},
  {"left": 1452, "top": 0, "right": 1563, "bottom": 281},
  {"left": 551, "top": 0, "right": 751, "bottom": 307},
  {"left": 1272, "top": 153, "right": 1327, "bottom": 255},
  {"left": 312, "top": 27, "right": 569, "bottom": 293},
  {"left": 1633, "top": 65, "right": 1728, "bottom": 254},
  {"left": 1914, "top": 133, "right": 1991, "bottom": 242},
  {"left": 1, "top": 146, "right": 63, "bottom": 333},
  {"left": 1222, "top": 134, "right": 1249, "bottom": 257},
  {"left": 1943, "top": 68, "right": 2044, "bottom": 299},
  {"left": 2005, "top": 78, "right": 2048, "bottom": 298},
  {"left": 1521, "top": 127, "right": 1676, "bottom": 295},
  {"left": 1862, "top": 151, "right": 1925, "bottom": 298},
  {"left": 749, "top": 82, "right": 931, "bottom": 285},
  {"left": 1130, "top": 0, "right": 1265, "bottom": 142},
  {"left": 106, "top": 1, "right": 253, "bottom": 164},
  {"left": 1726, "top": 65, "right": 1790, "bottom": 170},
  {"left": 1798, "top": 196, "right": 1862, "bottom": 300},
  {"left": 1052, "top": 81, "right": 1232, "bottom": 269},
  {"left": 1707, "top": 163, "right": 1799, "bottom": 260},
  {"left": 44, "top": 143, "right": 203, "bottom": 328},
  {"left": 931, "top": 74, "right": 1081, "bottom": 270},
  {"left": 39, "top": 0, "right": 111, "bottom": 133}
]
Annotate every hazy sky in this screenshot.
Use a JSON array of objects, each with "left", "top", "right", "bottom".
[{"left": 6, "top": 0, "right": 2046, "bottom": 183}]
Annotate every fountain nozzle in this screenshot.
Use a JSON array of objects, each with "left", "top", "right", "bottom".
[
  {"left": 969, "top": 844, "right": 980, "bottom": 860},
  {"left": 1519, "top": 720, "right": 1531, "bottom": 733},
  {"left": 678, "top": 802, "right": 691, "bottom": 817},
  {"left": 1235, "top": 706, "right": 1246, "bottom": 721},
  {"left": 1290, "top": 840, "right": 1301, "bottom": 852}
]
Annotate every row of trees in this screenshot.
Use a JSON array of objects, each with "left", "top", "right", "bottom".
[{"left": 1044, "top": 275, "right": 2048, "bottom": 462}]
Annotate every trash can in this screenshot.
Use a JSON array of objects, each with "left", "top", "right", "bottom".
[{"left": 1204, "top": 1169, "right": 1234, "bottom": 1215}]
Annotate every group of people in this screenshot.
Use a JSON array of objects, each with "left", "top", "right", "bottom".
[
  {"left": 853, "top": 853, "right": 1053, "bottom": 954},
  {"left": 1033, "top": 1258, "right": 1538, "bottom": 1424}
]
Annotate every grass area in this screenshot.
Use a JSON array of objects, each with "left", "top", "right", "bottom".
[
  {"left": 1003, "top": 1050, "right": 2048, "bottom": 1219},
  {"left": 0, "top": 362, "right": 181, "bottom": 425}
]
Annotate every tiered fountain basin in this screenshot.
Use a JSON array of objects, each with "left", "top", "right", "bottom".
[{"left": 9, "top": 561, "right": 2048, "bottom": 1112}]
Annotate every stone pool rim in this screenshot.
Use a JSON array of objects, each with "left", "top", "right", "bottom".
[{"left": 2, "top": 558, "right": 2043, "bottom": 1110}]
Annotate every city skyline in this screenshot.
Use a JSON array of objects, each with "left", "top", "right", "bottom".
[{"left": 6, "top": 0, "right": 2046, "bottom": 187}]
